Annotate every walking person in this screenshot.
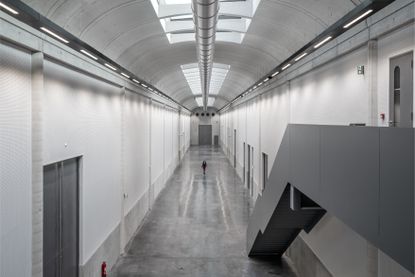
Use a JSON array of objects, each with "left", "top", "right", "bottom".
[{"left": 201, "top": 160, "right": 207, "bottom": 175}]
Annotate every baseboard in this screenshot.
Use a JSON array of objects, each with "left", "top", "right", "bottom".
[
  {"left": 285, "top": 236, "right": 333, "bottom": 277},
  {"left": 80, "top": 225, "right": 121, "bottom": 277}
]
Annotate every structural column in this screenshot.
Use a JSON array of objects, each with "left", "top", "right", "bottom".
[
  {"left": 31, "top": 51, "right": 44, "bottom": 277},
  {"left": 367, "top": 39, "right": 378, "bottom": 126}
]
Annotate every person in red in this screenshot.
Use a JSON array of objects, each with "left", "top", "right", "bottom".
[{"left": 201, "top": 160, "right": 207, "bottom": 175}]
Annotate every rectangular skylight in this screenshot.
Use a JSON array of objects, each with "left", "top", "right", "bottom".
[
  {"left": 164, "top": 0, "right": 191, "bottom": 4},
  {"left": 181, "top": 63, "right": 230, "bottom": 96},
  {"left": 195, "top": 97, "right": 203, "bottom": 106},
  {"left": 207, "top": 97, "right": 215, "bottom": 106}
]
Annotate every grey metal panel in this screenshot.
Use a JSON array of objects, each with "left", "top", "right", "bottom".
[
  {"left": 199, "top": 125, "right": 212, "bottom": 145},
  {"left": 61, "top": 159, "right": 79, "bottom": 277},
  {"left": 319, "top": 126, "right": 380, "bottom": 244},
  {"left": 43, "top": 164, "right": 59, "bottom": 277},
  {"left": 379, "top": 128, "right": 414, "bottom": 273},
  {"left": 248, "top": 124, "right": 414, "bottom": 273},
  {"left": 289, "top": 125, "right": 321, "bottom": 202}
]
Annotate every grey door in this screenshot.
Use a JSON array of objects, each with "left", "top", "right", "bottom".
[
  {"left": 44, "top": 158, "right": 79, "bottom": 277},
  {"left": 390, "top": 52, "right": 413, "bottom": 127},
  {"left": 233, "top": 130, "right": 236, "bottom": 167},
  {"left": 247, "top": 145, "right": 251, "bottom": 190},
  {"left": 199, "top": 125, "right": 212, "bottom": 145},
  {"left": 243, "top": 143, "right": 246, "bottom": 183},
  {"left": 214, "top": 135, "right": 219, "bottom": 146}
]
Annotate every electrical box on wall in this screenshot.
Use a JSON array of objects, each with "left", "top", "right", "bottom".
[{"left": 357, "top": 65, "right": 364, "bottom": 75}]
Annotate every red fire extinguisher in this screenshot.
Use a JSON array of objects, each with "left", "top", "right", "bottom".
[{"left": 101, "top": 261, "right": 107, "bottom": 277}]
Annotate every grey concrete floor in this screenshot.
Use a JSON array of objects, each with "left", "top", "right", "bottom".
[{"left": 111, "top": 146, "right": 297, "bottom": 277}]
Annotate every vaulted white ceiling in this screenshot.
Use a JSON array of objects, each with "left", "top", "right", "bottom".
[{"left": 22, "top": 0, "right": 362, "bottom": 110}]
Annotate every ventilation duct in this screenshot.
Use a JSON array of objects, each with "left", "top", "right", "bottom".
[{"left": 192, "top": 0, "right": 219, "bottom": 110}]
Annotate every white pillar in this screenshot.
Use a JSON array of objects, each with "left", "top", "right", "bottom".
[{"left": 31, "top": 51, "right": 44, "bottom": 277}]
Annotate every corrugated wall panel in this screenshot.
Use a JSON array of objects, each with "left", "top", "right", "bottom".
[{"left": 0, "top": 42, "right": 32, "bottom": 277}]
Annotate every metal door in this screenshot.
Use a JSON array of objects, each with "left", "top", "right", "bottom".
[
  {"left": 390, "top": 52, "right": 413, "bottom": 127},
  {"left": 247, "top": 145, "right": 251, "bottom": 190},
  {"left": 233, "top": 130, "right": 237, "bottom": 167},
  {"left": 198, "top": 125, "right": 212, "bottom": 145},
  {"left": 214, "top": 135, "right": 219, "bottom": 146},
  {"left": 243, "top": 143, "right": 246, "bottom": 183},
  {"left": 43, "top": 158, "right": 79, "bottom": 277}
]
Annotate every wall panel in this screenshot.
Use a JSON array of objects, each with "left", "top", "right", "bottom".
[{"left": 0, "top": 42, "right": 32, "bottom": 277}]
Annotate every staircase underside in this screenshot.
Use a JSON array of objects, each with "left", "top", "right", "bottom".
[{"left": 247, "top": 125, "right": 414, "bottom": 274}]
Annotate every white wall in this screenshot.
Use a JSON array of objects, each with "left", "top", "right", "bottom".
[
  {"left": 0, "top": 42, "right": 32, "bottom": 277},
  {"left": 219, "top": 22, "right": 414, "bottom": 277},
  {"left": 190, "top": 109, "right": 220, "bottom": 145},
  {"left": 0, "top": 38, "right": 191, "bottom": 276}
]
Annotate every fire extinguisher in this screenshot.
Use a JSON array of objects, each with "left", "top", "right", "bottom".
[{"left": 101, "top": 261, "right": 107, "bottom": 277}]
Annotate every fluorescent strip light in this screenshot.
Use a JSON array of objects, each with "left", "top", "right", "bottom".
[
  {"left": 104, "top": 63, "right": 117, "bottom": 71},
  {"left": 344, "top": 10, "right": 373, "bottom": 28},
  {"left": 295, "top": 52, "right": 308, "bottom": 62},
  {"left": 271, "top": 71, "right": 280, "bottom": 77},
  {"left": 282, "top": 64, "right": 291, "bottom": 70},
  {"left": 40, "top": 27, "right": 69, "bottom": 44},
  {"left": 0, "top": 2, "right": 18, "bottom": 14},
  {"left": 141, "top": 83, "right": 148, "bottom": 88},
  {"left": 263, "top": 78, "right": 269, "bottom": 83},
  {"left": 121, "top": 72, "right": 130, "bottom": 78},
  {"left": 148, "top": 87, "right": 154, "bottom": 91},
  {"left": 80, "top": 49, "right": 98, "bottom": 60},
  {"left": 253, "top": 86, "right": 257, "bottom": 89},
  {"left": 314, "top": 36, "right": 332, "bottom": 49},
  {"left": 258, "top": 82, "right": 263, "bottom": 86},
  {"left": 133, "top": 79, "right": 140, "bottom": 84}
]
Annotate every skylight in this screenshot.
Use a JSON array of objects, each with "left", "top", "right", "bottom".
[
  {"left": 164, "top": 0, "right": 191, "bottom": 4},
  {"left": 181, "top": 63, "right": 230, "bottom": 96},
  {"left": 195, "top": 97, "right": 216, "bottom": 107},
  {"left": 151, "top": 0, "right": 261, "bottom": 44}
]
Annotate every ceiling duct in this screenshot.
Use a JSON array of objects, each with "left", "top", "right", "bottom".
[{"left": 192, "top": 0, "right": 219, "bottom": 110}]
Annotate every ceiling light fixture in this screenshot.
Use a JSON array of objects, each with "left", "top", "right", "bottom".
[
  {"left": 40, "top": 27, "right": 69, "bottom": 44},
  {"left": 282, "top": 64, "right": 291, "bottom": 70},
  {"left": 263, "top": 78, "right": 269, "bottom": 82},
  {"left": 148, "top": 87, "right": 154, "bottom": 91},
  {"left": 295, "top": 52, "right": 308, "bottom": 62},
  {"left": 344, "top": 10, "right": 373, "bottom": 28},
  {"left": 0, "top": 2, "right": 18, "bottom": 14},
  {"left": 314, "top": 36, "right": 332, "bottom": 49},
  {"left": 121, "top": 72, "right": 130, "bottom": 78},
  {"left": 104, "top": 63, "right": 117, "bottom": 71},
  {"left": 133, "top": 79, "right": 140, "bottom": 84},
  {"left": 271, "top": 71, "right": 280, "bottom": 77},
  {"left": 141, "top": 83, "right": 148, "bottom": 88},
  {"left": 80, "top": 49, "right": 98, "bottom": 60}
]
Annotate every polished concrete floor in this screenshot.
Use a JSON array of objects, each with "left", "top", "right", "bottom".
[{"left": 111, "top": 146, "right": 297, "bottom": 277}]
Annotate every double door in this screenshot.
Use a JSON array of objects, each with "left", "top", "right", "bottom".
[{"left": 43, "top": 158, "right": 79, "bottom": 277}]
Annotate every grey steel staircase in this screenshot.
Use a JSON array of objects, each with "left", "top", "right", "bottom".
[{"left": 247, "top": 124, "right": 414, "bottom": 274}]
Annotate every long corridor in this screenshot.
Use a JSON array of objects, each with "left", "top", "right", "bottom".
[{"left": 111, "top": 146, "right": 297, "bottom": 277}]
